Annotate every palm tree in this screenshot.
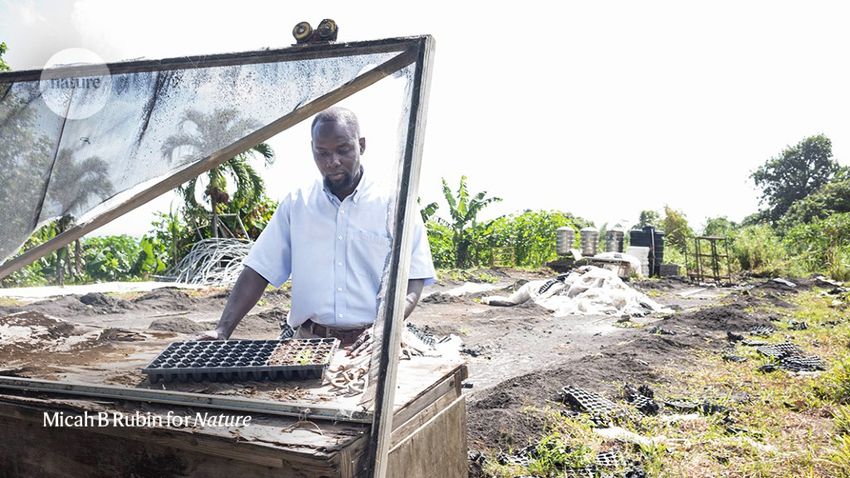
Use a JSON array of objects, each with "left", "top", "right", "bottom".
[
  {"left": 40, "top": 148, "right": 113, "bottom": 285},
  {"left": 438, "top": 176, "right": 501, "bottom": 268},
  {"left": 161, "top": 108, "right": 275, "bottom": 238}
]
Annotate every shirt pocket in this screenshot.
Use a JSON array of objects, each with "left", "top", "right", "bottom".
[{"left": 350, "top": 229, "right": 391, "bottom": 283}]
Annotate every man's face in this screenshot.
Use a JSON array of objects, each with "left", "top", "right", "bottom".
[{"left": 311, "top": 120, "right": 366, "bottom": 195}]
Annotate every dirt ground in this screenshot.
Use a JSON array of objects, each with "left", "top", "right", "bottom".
[{"left": 1, "top": 270, "right": 846, "bottom": 477}]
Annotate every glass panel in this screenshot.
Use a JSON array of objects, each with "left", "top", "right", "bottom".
[
  {"left": 0, "top": 52, "right": 398, "bottom": 262},
  {"left": 0, "top": 81, "right": 68, "bottom": 259}
]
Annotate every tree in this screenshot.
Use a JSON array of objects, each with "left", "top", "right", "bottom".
[
  {"left": 418, "top": 197, "right": 439, "bottom": 223},
  {"left": 702, "top": 216, "right": 737, "bottom": 238},
  {"left": 662, "top": 206, "right": 693, "bottom": 251},
  {"left": 0, "top": 42, "right": 10, "bottom": 71},
  {"left": 751, "top": 134, "right": 839, "bottom": 222},
  {"left": 637, "top": 210, "right": 661, "bottom": 228},
  {"left": 437, "top": 176, "right": 501, "bottom": 268},
  {"left": 779, "top": 178, "right": 850, "bottom": 229},
  {"left": 161, "top": 108, "right": 275, "bottom": 238}
]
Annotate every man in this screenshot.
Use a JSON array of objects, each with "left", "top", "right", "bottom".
[{"left": 200, "top": 107, "right": 435, "bottom": 345}]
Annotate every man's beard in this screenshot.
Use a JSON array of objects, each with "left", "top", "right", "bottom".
[{"left": 323, "top": 171, "right": 353, "bottom": 194}]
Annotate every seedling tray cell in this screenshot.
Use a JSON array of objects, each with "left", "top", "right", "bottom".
[{"left": 142, "top": 338, "right": 339, "bottom": 383}]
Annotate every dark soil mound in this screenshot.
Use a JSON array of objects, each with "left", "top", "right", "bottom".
[
  {"left": 729, "top": 291, "right": 794, "bottom": 309},
  {"left": 132, "top": 288, "right": 197, "bottom": 311},
  {"left": 148, "top": 317, "right": 206, "bottom": 334},
  {"left": 633, "top": 278, "right": 687, "bottom": 290},
  {"left": 671, "top": 305, "right": 769, "bottom": 332},
  {"left": 79, "top": 292, "right": 135, "bottom": 314},
  {"left": 252, "top": 307, "right": 287, "bottom": 324},
  {"left": 230, "top": 307, "right": 287, "bottom": 338},
  {"left": 468, "top": 353, "right": 660, "bottom": 449},
  {"left": 754, "top": 280, "right": 800, "bottom": 294},
  {"left": 27, "top": 295, "right": 93, "bottom": 317}
]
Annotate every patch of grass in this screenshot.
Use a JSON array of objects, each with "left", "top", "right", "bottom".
[
  {"left": 815, "top": 354, "right": 850, "bottom": 404},
  {"left": 0, "top": 297, "right": 23, "bottom": 307},
  {"left": 830, "top": 434, "right": 850, "bottom": 478},
  {"left": 480, "top": 461, "right": 524, "bottom": 478},
  {"left": 613, "top": 320, "right": 643, "bottom": 329},
  {"left": 527, "top": 430, "right": 595, "bottom": 475},
  {"left": 626, "top": 290, "right": 844, "bottom": 476},
  {"left": 437, "top": 268, "right": 499, "bottom": 284},
  {"left": 527, "top": 412, "right": 600, "bottom": 475},
  {"left": 834, "top": 405, "right": 850, "bottom": 436}
]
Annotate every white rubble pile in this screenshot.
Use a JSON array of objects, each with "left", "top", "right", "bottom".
[{"left": 482, "top": 266, "right": 672, "bottom": 317}]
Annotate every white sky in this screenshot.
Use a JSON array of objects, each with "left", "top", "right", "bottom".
[{"left": 2, "top": 0, "right": 849, "bottom": 236}]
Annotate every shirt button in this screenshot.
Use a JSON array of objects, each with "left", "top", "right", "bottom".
[
  {"left": 337, "top": 262, "right": 343, "bottom": 266},
  {"left": 337, "top": 287, "right": 342, "bottom": 292},
  {"left": 338, "top": 314, "right": 343, "bottom": 318},
  {"left": 338, "top": 235, "right": 343, "bottom": 240}
]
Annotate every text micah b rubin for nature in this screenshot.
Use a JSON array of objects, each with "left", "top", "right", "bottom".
[{"left": 43, "top": 411, "right": 252, "bottom": 428}]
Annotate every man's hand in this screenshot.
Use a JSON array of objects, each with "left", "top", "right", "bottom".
[
  {"left": 344, "top": 326, "right": 428, "bottom": 360},
  {"left": 346, "top": 328, "right": 373, "bottom": 358},
  {"left": 194, "top": 329, "right": 226, "bottom": 341},
  {"left": 210, "top": 267, "right": 269, "bottom": 340}
]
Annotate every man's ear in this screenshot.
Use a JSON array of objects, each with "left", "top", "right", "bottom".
[{"left": 359, "top": 137, "right": 366, "bottom": 155}]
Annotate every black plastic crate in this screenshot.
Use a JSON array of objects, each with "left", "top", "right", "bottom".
[{"left": 142, "top": 338, "right": 339, "bottom": 383}]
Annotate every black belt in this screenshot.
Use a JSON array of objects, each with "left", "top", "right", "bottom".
[{"left": 302, "top": 320, "right": 366, "bottom": 344}]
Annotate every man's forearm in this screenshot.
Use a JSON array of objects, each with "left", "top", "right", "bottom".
[
  {"left": 215, "top": 267, "right": 270, "bottom": 338},
  {"left": 403, "top": 279, "right": 425, "bottom": 319}
]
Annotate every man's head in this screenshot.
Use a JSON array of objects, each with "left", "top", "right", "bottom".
[{"left": 311, "top": 107, "right": 365, "bottom": 198}]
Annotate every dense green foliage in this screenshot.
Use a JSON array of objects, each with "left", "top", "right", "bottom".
[
  {"left": 784, "top": 212, "right": 850, "bottom": 281},
  {"left": 702, "top": 216, "right": 738, "bottom": 238},
  {"left": 779, "top": 178, "right": 850, "bottom": 229},
  {"left": 426, "top": 209, "right": 590, "bottom": 269},
  {"left": 433, "top": 176, "right": 501, "bottom": 268},
  {"left": 730, "top": 225, "right": 788, "bottom": 276},
  {"left": 0, "top": 41, "right": 10, "bottom": 71},
  {"left": 662, "top": 206, "right": 693, "bottom": 252},
  {"left": 751, "top": 134, "right": 840, "bottom": 222},
  {"left": 637, "top": 210, "right": 661, "bottom": 228}
]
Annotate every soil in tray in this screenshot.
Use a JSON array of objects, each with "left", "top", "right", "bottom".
[{"left": 267, "top": 339, "right": 336, "bottom": 366}]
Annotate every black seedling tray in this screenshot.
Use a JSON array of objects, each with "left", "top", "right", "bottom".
[
  {"left": 781, "top": 355, "right": 826, "bottom": 372},
  {"left": 756, "top": 342, "right": 804, "bottom": 359},
  {"left": 561, "top": 385, "right": 620, "bottom": 417},
  {"left": 406, "top": 323, "right": 436, "bottom": 347},
  {"left": 749, "top": 326, "right": 775, "bottom": 337},
  {"left": 142, "top": 338, "right": 339, "bottom": 383}
]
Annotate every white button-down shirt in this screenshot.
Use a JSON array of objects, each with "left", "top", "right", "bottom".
[{"left": 243, "top": 172, "right": 436, "bottom": 329}]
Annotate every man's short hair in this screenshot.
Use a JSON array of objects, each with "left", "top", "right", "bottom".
[{"left": 311, "top": 107, "right": 361, "bottom": 137}]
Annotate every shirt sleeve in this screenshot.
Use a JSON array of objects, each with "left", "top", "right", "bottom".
[
  {"left": 243, "top": 195, "right": 292, "bottom": 288},
  {"left": 408, "top": 212, "right": 437, "bottom": 286}
]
